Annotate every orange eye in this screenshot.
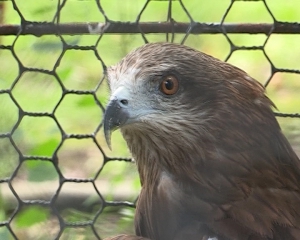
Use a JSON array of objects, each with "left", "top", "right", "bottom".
[{"left": 160, "top": 75, "right": 179, "bottom": 95}]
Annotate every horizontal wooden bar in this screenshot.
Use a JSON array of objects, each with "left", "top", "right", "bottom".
[{"left": 0, "top": 21, "right": 300, "bottom": 36}]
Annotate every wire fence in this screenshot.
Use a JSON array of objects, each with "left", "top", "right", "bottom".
[{"left": 0, "top": 0, "right": 300, "bottom": 239}]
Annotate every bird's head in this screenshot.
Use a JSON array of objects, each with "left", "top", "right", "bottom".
[{"left": 103, "top": 43, "right": 277, "bottom": 174}]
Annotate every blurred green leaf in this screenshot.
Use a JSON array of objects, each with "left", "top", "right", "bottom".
[
  {"left": 30, "top": 138, "right": 60, "bottom": 156},
  {"left": 25, "top": 160, "right": 57, "bottom": 182},
  {"left": 14, "top": 206, "right": 50, "bottom": 228},
  {"left": 77, "top": 95, "right": 96, "bottom": 108}
]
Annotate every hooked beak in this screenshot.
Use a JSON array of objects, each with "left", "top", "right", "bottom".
[
  {"left": 103, "top": 85, "right": 155, "bottom": 149},
  {"left": 103, "top": 98, "right": 129, "bottom": 149}
]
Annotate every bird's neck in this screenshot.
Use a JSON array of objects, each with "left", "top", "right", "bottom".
[{"left": 121, "top": 125, "right": 214, "bottom": 185}]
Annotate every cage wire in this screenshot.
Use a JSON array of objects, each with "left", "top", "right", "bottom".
[{"left": 0, "top": 0, "right": 300, "bottom": 239}]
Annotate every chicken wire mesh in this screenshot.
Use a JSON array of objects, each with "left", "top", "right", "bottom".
[{"left": 0, "top": 0, "right": 300, "bottom": 239}]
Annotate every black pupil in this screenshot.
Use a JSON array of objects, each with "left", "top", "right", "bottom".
[{"left": 164, "top": 79, "right": 173, "bottom": 90}]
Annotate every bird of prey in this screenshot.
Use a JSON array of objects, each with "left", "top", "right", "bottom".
[{"left": 103, "top": 42, "right": 300, "bottom": 240}]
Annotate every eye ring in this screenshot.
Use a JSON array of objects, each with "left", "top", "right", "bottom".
[{"left": 160, "top": 75, "right": 179, "bottom": 95}]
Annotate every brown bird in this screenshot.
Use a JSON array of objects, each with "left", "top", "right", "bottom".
[{"left": 103, "top": 42, "right": 300, "bottom": 240}]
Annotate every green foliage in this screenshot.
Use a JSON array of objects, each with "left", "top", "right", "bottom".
[
  {"left": 25, "top": 160, "right": 58, "bottom": 182},
  {"left": 14, "top": 206, "right": 50, "bottom": 228}
]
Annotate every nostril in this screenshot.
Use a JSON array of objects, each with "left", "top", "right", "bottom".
[{"left": 120, "top": 99, "right": 128, "bottom": 106}]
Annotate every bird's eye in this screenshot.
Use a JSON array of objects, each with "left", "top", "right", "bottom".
[{"left": 160, "top": 75, "right": 179, "bottom": 95}]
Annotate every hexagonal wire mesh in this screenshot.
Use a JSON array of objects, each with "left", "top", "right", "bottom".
[{"left": 0, "top": 0, "right": 300, "bottom": 239}]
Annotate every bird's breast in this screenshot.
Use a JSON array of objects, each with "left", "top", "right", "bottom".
[
  {"left": 135, "top": 171, "right": 184, "bottom": 240},
  {"left": 157, "top": 171, "right": 183, "bottom": 204}
]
